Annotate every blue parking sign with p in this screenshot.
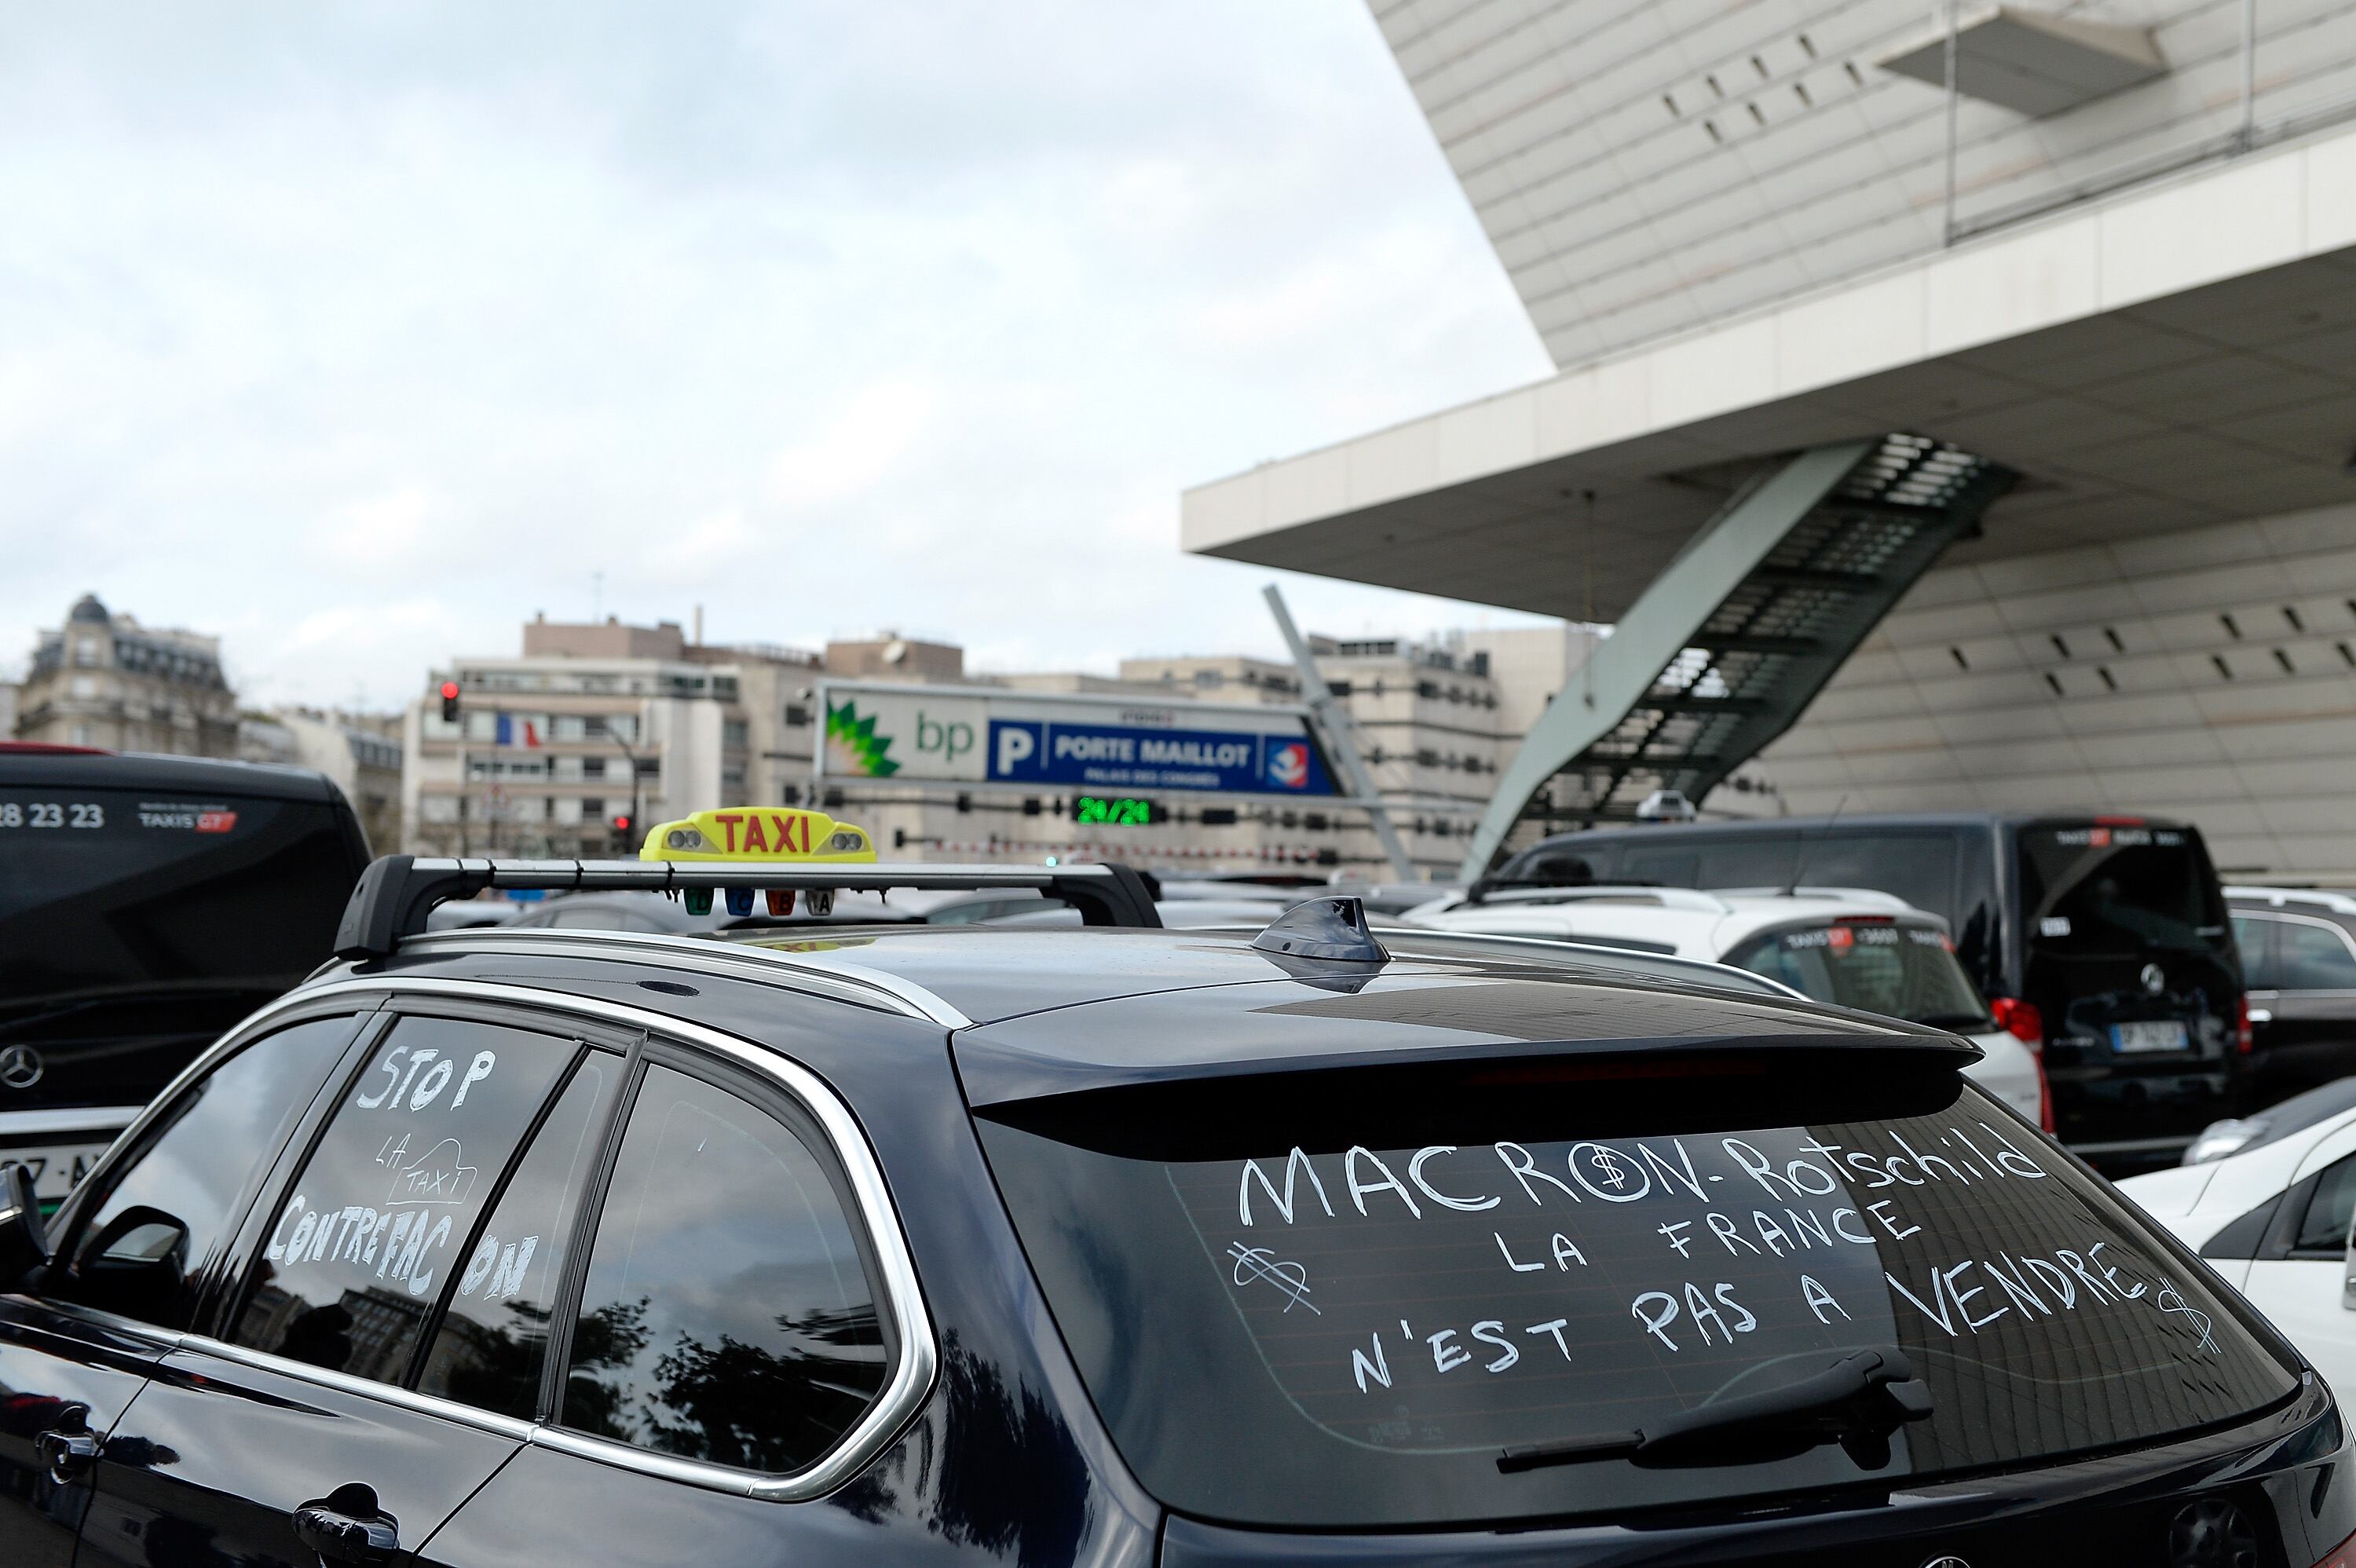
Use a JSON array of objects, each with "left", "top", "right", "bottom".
[{"left": 993, "top": 721, "right": 1044, "bottom": 778}]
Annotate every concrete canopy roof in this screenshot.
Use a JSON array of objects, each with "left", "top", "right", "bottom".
[{"left": 1182, "top": 124, "right": 2356, "bottom": 626}]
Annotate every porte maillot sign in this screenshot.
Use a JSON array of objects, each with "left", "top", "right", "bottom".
[{"left": 818, "top": 681, "right": 1337, "bottom": 797}]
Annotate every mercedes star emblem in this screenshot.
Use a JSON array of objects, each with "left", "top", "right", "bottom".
[
  {"left": 1920, "top": 1557, "right": 1972, "bottom": 1568},
  {"left": 0, "top": 1045, "right": 43, "bottom": 1092},
  {"left": 2141, "top": 962, "right": 2167, "bottom": 996}
]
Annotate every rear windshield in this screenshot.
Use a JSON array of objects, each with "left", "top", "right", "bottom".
[
  {"left": 979, "top": 1059, "right": 2294, "bottom": 1526},
  {"left": 0, "top": 782, "right": 363, "bottom": 1006},
  {"left": 1726, "top": 920, "right": 1990, "bottom": 1031},
  {"left": 2018, "top": 825, "right": 2230, "bottom": 959}
]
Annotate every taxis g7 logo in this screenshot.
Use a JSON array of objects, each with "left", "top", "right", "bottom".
[{"left": 0, "top": 1046, "right": 41, "bottom": 1091}]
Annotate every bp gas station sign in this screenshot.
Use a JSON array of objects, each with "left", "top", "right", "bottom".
[{"left": 818, "top": 682, "right": 1337, "bottom": 798}]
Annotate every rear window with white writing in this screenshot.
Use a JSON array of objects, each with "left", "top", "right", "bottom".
[{"left": 978, "top": 1056, "right": 2296, "bottom": 1526}]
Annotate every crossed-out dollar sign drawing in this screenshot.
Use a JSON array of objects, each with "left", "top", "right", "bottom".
[
  {"left": 1571, "top": 1141, "right": 1649, "bottom": 1201},
  {"left": 1227, "top": 1243, "right": 1321, "bottom": 1314},
  {"left": 2153, "top": 1276, "right": 2219, "bottom": 1354}
]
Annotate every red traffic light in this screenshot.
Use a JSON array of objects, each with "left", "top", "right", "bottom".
[
  {"left": 613, "top": 815, "right": 631, "bottom": 833},
  {"left": 438, "top": 681, "right": 459, "bottom": 700},
  {"left": 437, "top": 679, "right": 462, "bottom": 723}
]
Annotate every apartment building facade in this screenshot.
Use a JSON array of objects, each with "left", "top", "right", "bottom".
[{"left": 13, "top": 594, "right": 238, "bottom": 756}]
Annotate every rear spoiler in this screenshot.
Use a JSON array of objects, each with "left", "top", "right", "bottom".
[{"left": 333, "top": 856, "right": 1162, "bottom": 959}]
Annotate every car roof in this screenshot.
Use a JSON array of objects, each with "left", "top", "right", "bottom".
[
  {"left": 2227, "top": 886, "right": 2356, "bottom": 919},
  {"left": 1513, "top": 811, "right": 2192, "bottom": 848},
  {"left": 941, "top": 938, "right": 1935, "bottom": 1106},
  {"left": 1410, "top": 885, "right": 1937, "bottom": 957},
  {"left": 0, "top": 748, "right": 346, "bottom": 801},
  {"left": 397, "top": 921, "right": 1915, "bottom": 1042}
]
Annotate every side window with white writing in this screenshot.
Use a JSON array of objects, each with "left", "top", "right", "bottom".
[
  {"left": 558, "top": 1062, "right": 891, "bottom": 1473},
  {"left": 415, "top": 1054, "right": 619, "bottom": 1417},
  {"left": 54, "top": 1015, "right": 359, "bottom": 1329},
  {"left": 232, "top": 1016, "right": 577, "bottom": 1384}
]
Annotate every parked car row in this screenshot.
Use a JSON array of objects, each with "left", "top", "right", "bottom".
[
  {"left": 2, "top": 850, "right": 2339, "bottom": 1567},
  {"left": 1398, "top": 883, "right": 2047, "bottom": 1125},
  {"left": 1483, "top": 813, "right": 2255, "bottom": 1168}
]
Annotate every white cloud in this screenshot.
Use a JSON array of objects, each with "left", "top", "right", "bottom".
[
  {"left": 0, "top": 2, "right": 1555, "bottom": 707},
  {"left": 766, "top": 378, "right": 939, "bottom": 510},
  {"left": 312, "top": 486, "right": 447, "bottom": 572}
]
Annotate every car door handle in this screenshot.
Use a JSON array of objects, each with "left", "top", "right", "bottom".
[
  {"left": 291, "top": 1485, "right": 401, "bottom": 1566},
  {"left": 35, "top": 1427, "right": 100, "bottom": 1482}
]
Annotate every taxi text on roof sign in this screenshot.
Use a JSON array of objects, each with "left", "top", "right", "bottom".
[{"left": 637, "top": 806, "right": 877, "bottom": 864}]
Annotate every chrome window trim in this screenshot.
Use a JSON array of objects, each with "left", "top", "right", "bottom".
[
  {"left": 20, "top": 1299, "right": 536, "bottom": 1443},
  {"left": 404, "top": 927, "right": 975, "bottom": 1027},
  {"left": 2, "top": 1296, "right": 188, "bottom": 1354},
  {"left": 42, "top": 975, "right": 938, "bottom": 1504},
  {"left": 0, "top": 1105, "right": 147, "bottom": 1139},
  {"left": 178, "top": 1332, "right": 540, "bottom": 1442}
]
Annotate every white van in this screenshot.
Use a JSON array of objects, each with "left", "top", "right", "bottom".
[{"left": 1405, "top": 885, "right": 2047, "bottom": 1124}]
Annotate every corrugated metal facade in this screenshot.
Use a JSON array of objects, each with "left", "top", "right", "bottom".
[
  {"left": 1373, "top": 0, "right": 2356, "bottom": 368},
  {"left": 1757, "top": 503, "right": 2356, "bottom": 878}
]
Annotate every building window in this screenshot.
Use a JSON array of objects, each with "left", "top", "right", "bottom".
[
  {"left": 784, "top": 704, "right": 810, "bottom": 728},
  {"left": 581, "top": 757, "right": 606, "bottom": 780},
  {"left": 70, "top": 724, "right": 93, "bottom": 746},
  {"left": 580, "top": 799, "right": 605, "bottom": 821},
  {"left": 722, "top": 719, "right": 749, "bottom": 749},
  {"left": 634, "top": 758, "right": 660, "bottom": 780},
  {"left": 74, "top": 639, "right": 101, "bottom": 667},
  {"left": 1194, "top": 670, "right": 1224, "bottom": 688},
  {"left": 69, "top": 675, "right": 97, "bottom": 699},
  {"left": 553, "top": 715, "right": 587, "bottom": 742}
]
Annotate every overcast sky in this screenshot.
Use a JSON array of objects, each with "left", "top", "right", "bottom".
[{"left": 1, "top": 3, "right": 1554, "bottom": 711}]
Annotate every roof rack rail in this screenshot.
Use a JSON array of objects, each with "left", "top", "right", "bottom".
[{"left": 334, "top": 856, "right": 1162, "bottom": 960}]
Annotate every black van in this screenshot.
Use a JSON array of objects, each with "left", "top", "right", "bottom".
[
  {"left": 0, "top": 747, "right": 372, "bottom": 1204},
  {"left": 1490, "top": 813, "right": 2244, "bottom": 1165}
]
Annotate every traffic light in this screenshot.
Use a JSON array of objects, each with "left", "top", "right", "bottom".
[
  {"left": 439, "top": 680, "right": 461, "bottom": 723},
  {"left": 612, "top": 813, "right": 632, "bottom": 837}
]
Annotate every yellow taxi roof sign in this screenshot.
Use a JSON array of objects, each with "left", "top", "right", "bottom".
[{"left": 638, "top": 806, "right": 877, "bottom": 864}]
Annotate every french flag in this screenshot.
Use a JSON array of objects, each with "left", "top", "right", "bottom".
[{"left": 495, "top": 715, "right": 543, "bottom": 747}]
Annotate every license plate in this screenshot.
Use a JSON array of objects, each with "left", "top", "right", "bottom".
[
  {"left": 1, "top": 1141, "right": 112, "bottom": 1203},
  {"left": 2110, "top": 1020, "right": 2190, "bottom": 1054}
]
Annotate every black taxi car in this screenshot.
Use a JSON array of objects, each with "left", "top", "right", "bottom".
[{"left": 0, "top": 844, "right": 2347, "bottom": 1568}]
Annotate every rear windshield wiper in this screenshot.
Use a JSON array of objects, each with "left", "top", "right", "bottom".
[{"left": 1497, "top": 1347, "right": 1931, "bottom": 1474}]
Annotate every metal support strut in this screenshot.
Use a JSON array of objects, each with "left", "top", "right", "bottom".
[
  {"left": 1458, "top": 435, "right": 2016, "bottom": 882},
  {"left": 1265, "top": 584, "right": 1415, "bottom": 882}
]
